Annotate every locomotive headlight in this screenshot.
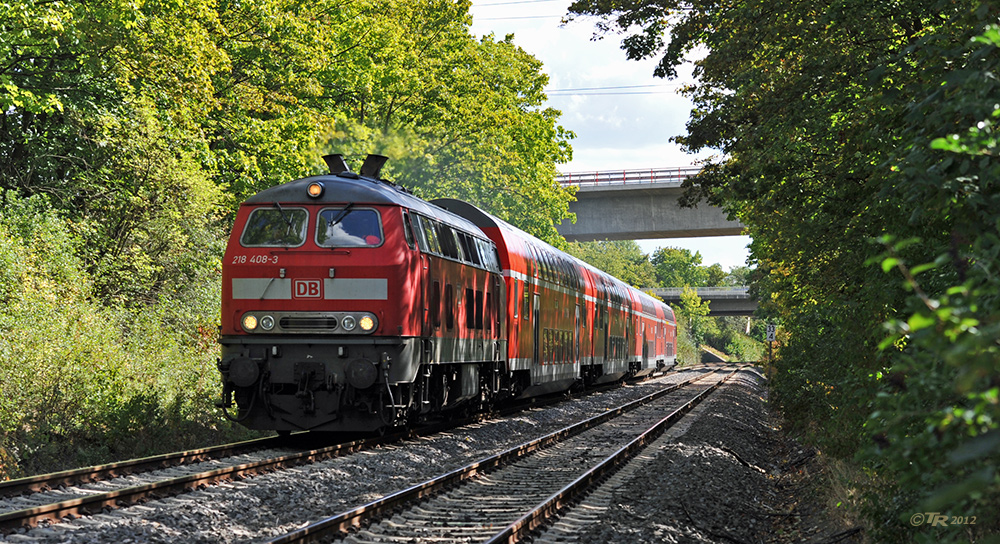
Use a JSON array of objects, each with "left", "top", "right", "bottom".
[
  {"left": 242, "top": 314, "right": 258, "bottom": 331},
  {"left": 307, "top": 181, "right": 325, "bottom": 198},
  {"left": 260, "top": 315, "right": 275, "bottom": 331},
  {"left": 341, "top": 315, "right": 357, "bottom": 331},
  {"left": 359, "top": 315, "right": 375, "bottom": 332}
]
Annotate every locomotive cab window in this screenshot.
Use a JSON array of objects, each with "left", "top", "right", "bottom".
[
  {"left": 317, "top": 207, "right": 383, "bottom": 247},
  {"left": 402, "top": 211, "right": 416, "bottom": 250},
  {"left": 241, "top": 206, "right": 309, "bottom": 247}
]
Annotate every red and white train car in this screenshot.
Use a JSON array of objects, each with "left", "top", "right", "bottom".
[{"left": 217, "top": 154, "right": 676, "bottom": 433}]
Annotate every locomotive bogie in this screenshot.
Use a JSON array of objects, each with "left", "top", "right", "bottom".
[{"left": 219, "top": 337, "right": 423, "bottom": 432}]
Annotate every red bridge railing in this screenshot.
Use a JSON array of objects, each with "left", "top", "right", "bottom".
[{"left": 556, "top": 166, "right": 701, "bottom": 187}]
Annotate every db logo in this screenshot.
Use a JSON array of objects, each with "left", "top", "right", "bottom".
[{"left": 293, "top": 279, "right": 322, "bottom": 298}]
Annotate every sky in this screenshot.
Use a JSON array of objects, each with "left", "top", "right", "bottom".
[{"left": 468, "top": 0, "right": 753, "bottom": 271}]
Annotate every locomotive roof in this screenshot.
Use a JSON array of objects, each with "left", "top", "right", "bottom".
[{"left": 243, "top": 173, "right": 489, "bottom": 239}]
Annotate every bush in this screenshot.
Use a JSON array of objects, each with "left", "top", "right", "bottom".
[{"left": 0, "top": 191, "right": 257, "bottom": 480}]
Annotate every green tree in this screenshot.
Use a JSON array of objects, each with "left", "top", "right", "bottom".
[
  {"left": 650, "top": 246, "right": 708, "bottom": 287},
  {"left": 323, "top": 25, "right": 576, "bottom": 245},
  {"left": 865, "top": 22, "right": 1000, "bottom": 535},
  {"left": 723, "top": 265, "right": 754, "bottom": 286},
  {"left": 568, "top": 0, "right": 999, "bottom": 537},
  {"left": 0, "top": 0, "right": 580, "bottom": 478},
  {"left": 704, "top": 263, "right": 726, "bottom": 287},
  {"left": 678, "top": 286, "right": 716, "bottom": 351},
  {"left": 566, "top": 240, "right": 656, "bottom": 288}
]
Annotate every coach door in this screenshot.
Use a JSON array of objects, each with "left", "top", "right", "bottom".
[
  {"left": 575, "top": 304, "right": 581, "bottom": 363},
  {"left": 642, "top": 323, "right": 649, "bottom": 367},
  {"left": 533, "top": 294, "right": 541, "bottom": 365},
  {"left": 603, "top": 305, "right": 610, "bottom": 362}
]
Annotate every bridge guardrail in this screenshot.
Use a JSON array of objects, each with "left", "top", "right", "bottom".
[
  {"left": 652, "top": 286, "right": 750, "bottom": 299},
  {"left": 556, "top": 166, "right": 701, "bottom": 187}
]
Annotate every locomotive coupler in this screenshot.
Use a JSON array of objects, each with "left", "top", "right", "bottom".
[{"left": 295, "top": 370, "right": 317, "bottom": 414}]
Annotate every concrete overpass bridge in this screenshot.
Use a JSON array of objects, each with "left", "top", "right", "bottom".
[
  {"left": 555, "top": 167, "right": 744, "bottom": 241},
  {"left": 652, "top": 286, "right": 756, "bottom": 316},
  {"left": 555, "top": 167, "right": 755, "bottom": 315}
]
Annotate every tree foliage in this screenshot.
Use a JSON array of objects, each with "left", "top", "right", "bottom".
[
  {"left": 650, "top": 246, "right": 711, "bottom": 287},
  {"left": 1, "top": 0, "right": 576, "bottom": 304},
  {"left": 566, "top": 240, "right": 656, "bottom": 287},
  {"left": 677, "top": 285, "right": 716, "bottom": 349},
  {"left": 567, "top": 0, "right": 999, "bottom": 537}
]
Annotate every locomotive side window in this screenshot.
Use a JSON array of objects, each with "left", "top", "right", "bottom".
[
  {"left": 431, "top": 280, "right": 442, "bottom": 328},
  {"left": 488, "top": 242, "right": 501, "bottom": 272},
  {"left": 240, "top": 207, "right": 308, "bottom": 247},
  {"left": 475, "top": 290, "right": 484, "bottom": 330},
  {"left": 460, "top": 233, "right": 480, "bottom": 266},
  {"left": 418, "top": 215, "right": 442, "bottom": 254},
  {"left": 450, "top": 229, "right": 467, "bottom": 262},
  {"left": 410, "top": 213, "right": 427, "bottom": 250},
  {"left": 402, "top": 211, "right": 416, "bottom": 250},
  {"left": 486, "top": 291, "right": 494, "bottom": 334},
  {"left": 436, "top": 223, "right": 459, "bottom": 260},
  {"left": 445, "top": 284, "right": 455, "bottom": 330},
  {"left": 465, "top": 287, "right": 476, "bottom": 329},
  {"left": 316, "top": 207, "right": 383, "bottom": 247}
]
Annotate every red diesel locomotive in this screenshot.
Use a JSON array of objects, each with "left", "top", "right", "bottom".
[{"left": 217, "top": 154, "right": 676, "bottom": 433}]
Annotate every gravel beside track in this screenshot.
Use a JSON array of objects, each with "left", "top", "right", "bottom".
[
  {"left": 1, "top": 369, "right": 710, "bottom": 543},
  {"left": 567, "top": 367, "right": 857, "bottom": 544}
]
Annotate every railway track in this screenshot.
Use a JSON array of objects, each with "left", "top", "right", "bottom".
[
  {"left": 265, "top": 365, "right": 743, "bottom": 544},
  {"left": 0, "top": 366, "right": 705, "bottom": 535},
  {"left": 0, "top": 433, "right": 389, "bottom": 533}
]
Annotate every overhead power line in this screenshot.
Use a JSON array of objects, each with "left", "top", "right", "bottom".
[
  {"left": 544, "top": 83, "right": 685, "bottom": 96},
  {"left": 545, "top": 84, "right": 681, "bottom": 92},
  {"left": 474, "top": 0, "right": 562, "bottom": 7},
  {"left": 475, "top": 14, "right": 564, "bottom": 20}
]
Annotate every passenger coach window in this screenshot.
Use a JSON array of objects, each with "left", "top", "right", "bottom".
[
  {"left": 241, "top": 207, "right": 308, "bottom": 247},
  {"left": 522, "top": 284, "right": 530, "bottom": 319},
  {"left": 316, "top": 208, "right": 383, "bottom": 247}
]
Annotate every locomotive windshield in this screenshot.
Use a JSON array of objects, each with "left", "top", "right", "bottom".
[
  {"left": 240, "top": 206, "right": 309, "bottom": 247},
  {"left": 317, "top": 207, "right": 383, "bottom": 247}
]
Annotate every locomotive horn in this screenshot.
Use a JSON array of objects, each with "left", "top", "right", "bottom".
[
  {"left": 360, "top": 154, "right": 388, "bottom": 179},
  {"left": 322, "top": 154, "right": 350, "bottom": 174}
]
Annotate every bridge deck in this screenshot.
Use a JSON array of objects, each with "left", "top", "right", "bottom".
[
  {"left": 651, "top": 286, "right": 756, "bottom": 317},
  {"left": 554, "top": 167, "right": 744, "bottom": 240}
]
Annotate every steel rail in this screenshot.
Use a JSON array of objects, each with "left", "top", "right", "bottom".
[
  {"left": 264, "top": 367, "right": 723, "bottom": 544},
  {"left": 485, "top": 365, "right": 747, "bottom": 544},
  {"left": 0, "top": 435, "right": 293, "bottom": 499}
]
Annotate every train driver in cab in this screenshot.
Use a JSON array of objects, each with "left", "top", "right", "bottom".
[{"left": 317, "top": 206, "right": 383, "bottom": 247}]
